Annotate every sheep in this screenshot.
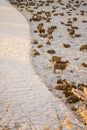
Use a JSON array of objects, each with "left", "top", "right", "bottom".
[
  {"left": 54, "top": 60, "right": 69, "bottom": 73},
  {"left": 79, "top": 45, "right": 87, "bottom": 51}
]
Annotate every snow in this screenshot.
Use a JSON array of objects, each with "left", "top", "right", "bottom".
[{"left": 0, "top": 0, "right": 85, "bottom": 129}]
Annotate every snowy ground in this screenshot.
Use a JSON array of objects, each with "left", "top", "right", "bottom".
[
  {"left": 8, "top": 0, "right": 87, "bottom": 128},
  {"left": 0, "top": 0, "right": 86, "bottom": 129}
]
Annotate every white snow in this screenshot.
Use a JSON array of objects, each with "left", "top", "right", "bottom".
[{"left": 0, "top": 0, "right": 85, "bottom": 129}]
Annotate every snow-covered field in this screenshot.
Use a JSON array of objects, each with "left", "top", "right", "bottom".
[
  {"left": 10, "top": 0, "right": 87, "bottom": 122},
  {"left": 0, "top": 0, "right": 87, "bottom": 129}
]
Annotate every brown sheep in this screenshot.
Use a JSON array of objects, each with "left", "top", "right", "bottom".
[
  {"left": 67, "top": 28, "right": 75, "bottom": 36},
  {"left": 79, "top": 45, "right": 87, "bottom": 51},
  {"left": 54, "top": 61, "right": 69, "bottom": 73},
  {"left": 39, "top": 28, "right": 45, "bottom": 34},
  {"left": 50, "top": 56, "right": 62, "bottom": 62}
]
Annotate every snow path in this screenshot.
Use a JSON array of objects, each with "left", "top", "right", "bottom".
[{"left": 0, "top": 0, "right": 84, "bottom": 129}]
